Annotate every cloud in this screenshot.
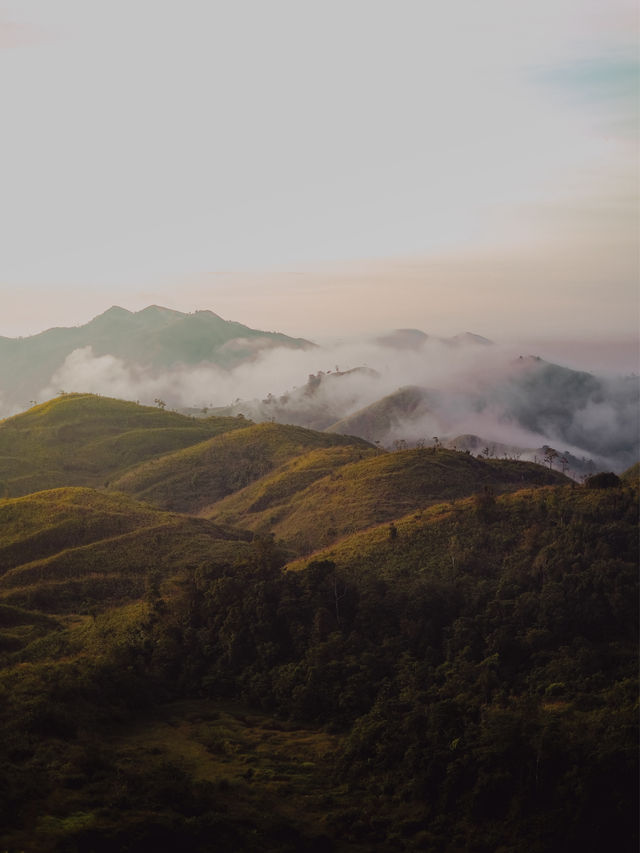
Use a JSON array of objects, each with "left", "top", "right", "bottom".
[
  {"left": 535, "top": 52, "right": 640, "bottom": 140},
  {"left": 36, "top": 336, "right": 638, "bottom": 474},
  {"left": 0, "top": 14, "right": 45, "bottom": 49}
]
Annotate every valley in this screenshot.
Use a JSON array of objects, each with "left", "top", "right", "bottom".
[
  {"left": 3, "top": 1, "right": 637, "bottom": 847},
  {"left": 0, "top": 393, "right": 636, "bottom": 851},
  {"left": 1, "top": 307, "right": 638, "bottom": 478}
]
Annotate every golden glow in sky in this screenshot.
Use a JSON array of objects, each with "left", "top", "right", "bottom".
[{"left": 0, "top": 0, "right": 637, "bottom": 342}]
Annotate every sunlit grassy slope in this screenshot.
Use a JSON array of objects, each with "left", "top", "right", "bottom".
[
  {"left": 0, "top": 391, "right": 635, "bottom": 851},
  {"left": 0, "top": 486, "right": 252, "bottom": 618},
  {"left": 285, "top": 480, "right": 637, "bottom": 577},
  {"left": 0, "top": 393, "right": 247, "bottom": 498},
  {"left": 206, "top": 447, "right": 569, "bottom": 554},
  {"left": 110, "top": 421, "right": 373, "bottom": 513}
]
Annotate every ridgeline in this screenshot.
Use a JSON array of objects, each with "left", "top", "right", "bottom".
[{"left": 0, "top": 394, "right": 636, "bottom": 852}]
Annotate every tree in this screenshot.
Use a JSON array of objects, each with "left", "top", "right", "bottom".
[{"left": 584, "top": 471, "right": 621, "bottom": 489}]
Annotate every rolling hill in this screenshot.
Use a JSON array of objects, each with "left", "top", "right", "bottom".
[
  {"left": 320, "top": 357, "right": 639, "bottom": 473},
  {"left": 205, "top": 447, "right": 569, "bottom": 554},
  {"left": 0, "top": 487, "right": 252, "bottom": 618},
  {"left": 0, "top": 393, "right": 248, "bottom": 498},
  {"left": 325, "top": 384, "right": 439, "bottom": 443},
  {"left": 109, "top": 421, "right": 373, "bottom": 513},
  {"left": 0, "top": 390, "right": 636, "bottom": 852}
]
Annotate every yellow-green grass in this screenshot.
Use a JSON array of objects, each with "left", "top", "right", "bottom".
[
  {"left": 0, "top": 487, "right": 253, "bottom": 617},
  {"left": 0, "top": 603, "right": 61, "bottom": 654},
  {"left": 207, "top": 447, "right": 569, "bottom": 555},
  {"left": 0, "top": 394, "right": 247, "bottom": 497},
  {"left": 1, "top": 697, "right": 390, "bottom": 853},
  {"left": 0, "top": 488, "right": 162, "bottom": 565},
  {"left": 200, "top": 444, "right": 378, "bottom": 520},
  {"left": 285, "top": 481, "right": 636, "bottom": 577},
  {"left": 110, "top": 420, "right": 373, "bottom": 513},
  {"left": 112, "top": 699, "right": 339, "bottom": 811}
]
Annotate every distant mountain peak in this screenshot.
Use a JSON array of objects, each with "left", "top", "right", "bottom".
[
  {"left": 447, "top": 332, "right": 494, "bottom": 346},
  {"left": 376, "top": 329, "right": 429, "bottom": 350},
  {"left": 94, "top": 305, "right": 132, "bottom": 319},
  {"left": 0, "top": 305, "right": 317, "bottom": 416},
  {"left": 193, "top": 309, "right": 224, "bottom": 320},
  {"left": 136, "top": 305, "right": 185, "bottom": 318}
]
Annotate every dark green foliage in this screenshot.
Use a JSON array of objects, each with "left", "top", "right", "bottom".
[
  {"left": 0, "top": 394, "right": 636, "bottom": 852},
  {"left": 584, "top": 471, "right": 621, "bottom": 489},
  {"left": 162, "top": 485, "right": 638, "bottom": 851}
]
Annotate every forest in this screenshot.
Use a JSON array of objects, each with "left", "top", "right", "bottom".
[{"left": 0, "top": 395, "right": 637, "bottom": 852}]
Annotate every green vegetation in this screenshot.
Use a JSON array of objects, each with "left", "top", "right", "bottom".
[
  {"left": 176, "top": 484, "right": 639, "bottom": 851},
  {"left": 621, "top": 461, "right": 639, "bottom": 483},
  {"left": 0, "top": 394, "right": 248, "bottom": 498},
  {"left": 110, "top": 421, "right": 372, "bottom": 513},
  {"left": 0, "top": 393, "right": 636, "bottom": 851},
  {"left": 0, "top": 487, "right": 252, "bottom": 616},
  {"left": 208, "top": 447, "right": 568, "bottom": 554}
]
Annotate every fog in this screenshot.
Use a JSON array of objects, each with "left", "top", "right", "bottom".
[
  {"left": 35, "top": 333, "right": 639, "bottom": 475},
  {"left": 39, "top": 336, "right": 521, "bottom": 414}
]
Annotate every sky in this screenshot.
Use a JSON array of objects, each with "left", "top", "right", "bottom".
[{"left": 0, "top": 0, "right": 638, "bottom": 363}]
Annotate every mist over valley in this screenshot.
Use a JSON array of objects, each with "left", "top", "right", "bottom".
[
  {"left": 2, "top": 305, "right": 637, "bottom": 477},
  {"left": 1, "top": 3, "right": 638, "bottom": 849}
]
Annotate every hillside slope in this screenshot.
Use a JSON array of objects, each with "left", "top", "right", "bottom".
[
  {"left": 0, "top": 466, "right": 636, "bottom": 850},
  {"left": 322, "top": 359, "right": 639, "bottom": 472},
  {"left": 0, "top": 487, "right": 251, "bottom": 618},
  {"left": 0, "top": 388, "right": 635, "bottom": 851},
  {"left": 326, "top": 384, "right": 438, "bottom": 443},
  {"left": 0, "top": 394, "right": 247, "bottom": 498},
  {"left": 110, "top": 421, "right": 373, "bottom": 513},
  {"left": 165, "top": 481, "right": 639, "bottom": 851},
  {"left": 206, "top": 447, "right": 569, "bottom": 554},
  {"left": 198, "top": 486, "right": 638, "bottom": 853}
]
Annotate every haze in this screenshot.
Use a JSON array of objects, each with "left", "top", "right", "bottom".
[{"left": 0, "top": 1, "right": 638, "bottom": 363}]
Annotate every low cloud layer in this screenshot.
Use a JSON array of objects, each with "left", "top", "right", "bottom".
[{"left": 34, "top": 335, "right": 639, "bottom": 475}]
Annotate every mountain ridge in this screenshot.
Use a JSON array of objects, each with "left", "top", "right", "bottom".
[
  {"left": 0, "top": 306, "right": 315, "bottom": 415},
  {"left": 0, "top": 391, "right": 636, "bottom": 851}
]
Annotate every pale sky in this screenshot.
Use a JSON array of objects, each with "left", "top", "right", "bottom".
[{"left": 0, "top": 1, "right": 638, "bottom": 354}]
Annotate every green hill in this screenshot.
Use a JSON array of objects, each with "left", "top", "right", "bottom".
[
  {"left": 186, "top": 481, "right": 639, "bottom": 851},
  {"left": 206, "top": 447, "right": 569, "bottom": 554},
  {"left": 0, "top": 477, "right": 636, "bottom": 851},
  {"left": 0, "top": 486, "right": 252, "bottom": 617},
  {"left": 326, "top": 384, "right": 436, "bottom": 443},
  {"left": 0, "top": 388, "right": 636, "bottom": 852},
  {"left": 321, "top": 360, "right": 640, "bottom": 473},
  {"left": 109, "top": 421, "right": 373, "bottom": 513},
  {"left": 0, "top": 393, "right": 247, "bottom": 498}
]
